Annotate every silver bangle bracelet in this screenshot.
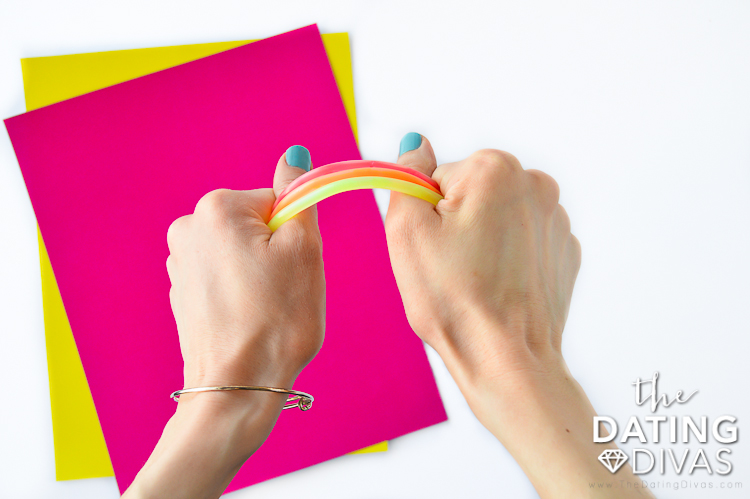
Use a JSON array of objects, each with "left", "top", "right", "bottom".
[{"left": 170, "top": 385, "right": 314, "bottom": 411}]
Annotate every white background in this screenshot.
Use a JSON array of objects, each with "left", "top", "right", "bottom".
[{"left": 1, "top": 1, "right": 749, "bottom": 498}]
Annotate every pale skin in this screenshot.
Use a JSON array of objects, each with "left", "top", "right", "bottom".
[{"left": 123, "top": 136, "right": 655, "bottom": 499}]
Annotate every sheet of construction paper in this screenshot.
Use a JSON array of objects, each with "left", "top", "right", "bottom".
[
  {"left": 6, "top": 25, "right": 447, "bottom": 493},
  {"left": 22, "top": 32, "right": 382, "bottom": 483}
]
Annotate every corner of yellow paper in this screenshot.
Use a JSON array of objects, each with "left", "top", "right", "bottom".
[
  {"left": 37, "top": 230, "right": 114, "bottom": 480},
  {"left": 350, "top": 441, "right": 388, "bottom": 454}
]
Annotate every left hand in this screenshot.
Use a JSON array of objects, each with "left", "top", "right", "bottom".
[{"left": 166, "top": 146, "right": 325, "bottom": 393}]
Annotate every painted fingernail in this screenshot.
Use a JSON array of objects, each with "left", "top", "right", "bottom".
[
  {"left": 399, "top": 132, "right": 422, "bottom": 157},
  {"left": 285, "top": 145, "right": 311, "bottom": 172}
]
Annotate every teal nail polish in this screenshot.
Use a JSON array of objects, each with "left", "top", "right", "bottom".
[
  {"left": 399, "top": 132, "right": 422, "bottom": 156},
  {"left": 286, "top": 145, "right": 311, "bottom": 172}
]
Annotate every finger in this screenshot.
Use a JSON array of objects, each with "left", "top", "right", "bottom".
[
  {"left": 194, "top": 188, "right": 276, "bottom": 238},
  {"left": 236, "top": 188, "right": 277, "bottom": 227},
  {"left": 387, "top": 133, "right": 440, "bottom": 226},
  {"left": 430, "top": 159, "right": 467, "bottom": 217},
  {"left": 271, "top": 145, "right": 320, "bottom": 241},
  {"left": 431, "top": 160, "right": 461, "bottom": 193}
]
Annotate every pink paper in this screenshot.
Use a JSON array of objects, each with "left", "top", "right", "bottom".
[{"left": 5, "top": 25, "right": 446, "bottom": 493}]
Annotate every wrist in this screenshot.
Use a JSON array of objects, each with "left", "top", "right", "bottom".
[
  {"left": 460, "top": 362, "right": 576, "bottom": 431},
  {"left": 182, "top": 327, "right": 305, "bottom": 391},
  {"left": 183, "top": 365, "right": 299, "bottom": 393},
  {"left": 429, "top": 313, "right": 566, "bottom": 398}
]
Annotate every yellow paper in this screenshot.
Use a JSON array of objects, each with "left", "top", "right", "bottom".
[{"left": 23, "top": 32, "right": 383, "bottom": 481}]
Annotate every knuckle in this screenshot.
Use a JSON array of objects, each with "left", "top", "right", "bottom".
[
  {"left": 468, "top": 149, "right": 523, "bottom": 185},
  {"left": 555, "top": 204, "right": 572, "bottom": 233},
  {"left": 166, "top": 255, "right": 175, "bottom": 276},
  {"left": 471, "top": 148, "right": 505, "bottom": 167},
  {"left": 196, "top": 189, "right": 234, "bottom": 220},
  {"left": 472, "top": 149, "right": 521, "bottom": 170},
  {"left": 166, "top": 215, "right": 189, "bottom": 250},
  {"left": 569, "top": 234, "right": 582, "bottom": 268},
  {"left": 570, "top": 233, "right": 581, "bottom": 253},
  {"left": 527, "top": 169, "right": 560, "bottom": 207}
]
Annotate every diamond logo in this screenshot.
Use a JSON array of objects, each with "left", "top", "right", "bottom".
[{"left": 598, "top": 449, "right": 628, "bottom": 473}]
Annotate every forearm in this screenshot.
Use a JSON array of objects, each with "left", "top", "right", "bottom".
[
  {"left": 434, "top": 327, "right": 654, "bottom": 499},
  {"left": 122, "top": 392, "right": 284, "bottom": 499}
]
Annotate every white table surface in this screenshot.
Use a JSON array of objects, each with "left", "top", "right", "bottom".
[{"left": 1, "top": 1, "right": 748, "bottom": 498}]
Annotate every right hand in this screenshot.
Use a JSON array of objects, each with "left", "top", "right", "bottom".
[
  {"left": 385, "top": 134, "right": 581, "bottom": 401},
  {"left": 386, "top": 136, "right": 655, "bottom": 499}
]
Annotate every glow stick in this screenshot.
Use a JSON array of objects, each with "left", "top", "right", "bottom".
[
  {"left": 273, "top": 160, "right": 440, "bottom": 211},
  {"left": 270, "top": 167, "right": 440, "bottom": 219},
  {"left": 268, "top": 177, "right": 443, "bottom": 232}
]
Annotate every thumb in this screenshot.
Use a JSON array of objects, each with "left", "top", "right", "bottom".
[
  {"left": 397, "top": 132, "right": 438, "bottom": 177},
  {"left": 274, "top": 145, "right": 312, "bottom": 196},
  {"left": 387, "top": 133, "right": 440, "bottom": 224},
  {"left": 271, "top": 145, "right": 320, "bottom": 239}
]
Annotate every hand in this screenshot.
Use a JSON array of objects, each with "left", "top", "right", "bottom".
[
  {"left": 166, "top": 147, "right": 325, "bottom": 393},
  {"left": 124, "top": 146, "right": 325, "bottom": 499},
  {"left": 386, "top": 134, "right": 580, "bottom": 391},
  {"left": 385, "top": 134, "right": 652, "bottom": 498}
]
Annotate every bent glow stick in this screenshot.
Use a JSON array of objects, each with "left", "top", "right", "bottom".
[
  {"left": 268, "top": 176, "right": 443, "bottom": 232},
  {"left": 273, "top": 160, "right": 440, "bottom": 211},
  {"left": 270, "top": 167, "right": 440, "bottom": 219}
]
